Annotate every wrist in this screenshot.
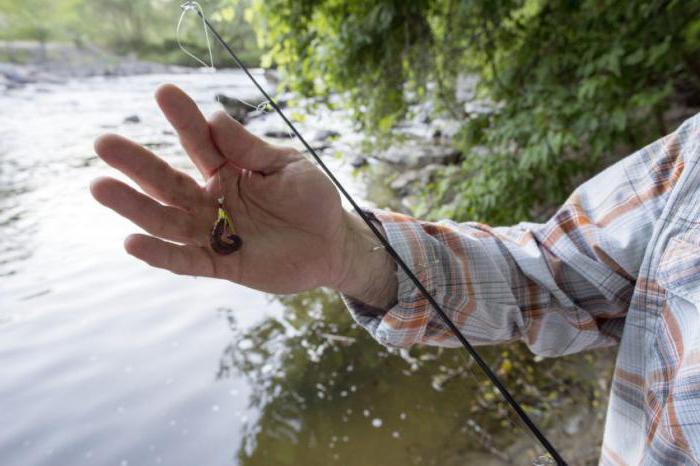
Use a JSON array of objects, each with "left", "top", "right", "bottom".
[{"left": 332, "top": 210, "right": 397, "bottom": 310}]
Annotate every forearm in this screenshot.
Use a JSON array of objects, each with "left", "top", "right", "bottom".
[
  {"left": 333, "top": 114, "right": 695, "bottom": 352},
  {"left": 332, "top": 210, "right": 397, "bottom": 311},
  {"left": 335, "top": 202, "right": 641, "bottom": 352}
]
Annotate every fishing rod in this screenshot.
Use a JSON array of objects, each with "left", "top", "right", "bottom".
[{"left": 183, "top": 3, "right": 567, "bottom": 464}]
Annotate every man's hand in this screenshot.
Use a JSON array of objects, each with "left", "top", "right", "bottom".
[{"left": 90, "top": 84, "right": 396, "bottom": 307}]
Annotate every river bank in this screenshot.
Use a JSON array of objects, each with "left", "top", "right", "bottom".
[
  {"left": 0, "top": 40, "right": 478, "bottom": 215},
  {"left": 0, "top": 41, "right": 189, "bottom": 89},
  {"left": 0, "top": 43, "right": 463, "bottom": 215}
]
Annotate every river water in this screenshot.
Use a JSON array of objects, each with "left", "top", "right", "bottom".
[
  {"left": 0, "top": 70, "right": 356, "bottom": 466},
  {"left": 0, "top": 70, "right": 607, "bottom": 466}
]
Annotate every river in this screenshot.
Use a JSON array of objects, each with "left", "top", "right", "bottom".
[{"left": 0, "top": 70, "right": 608, "bottom": 466}]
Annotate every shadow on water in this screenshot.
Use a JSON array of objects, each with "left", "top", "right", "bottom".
[{"left": 217, "top": 289, "right": 615, "bottom": 466}]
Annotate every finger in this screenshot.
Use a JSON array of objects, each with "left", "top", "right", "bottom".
[
  {"left": 94, "top": 133, "right": 206, "bottom": 210},
  {"left": 90, "top": 176, "right": 207, "bottom": 246},
  {"left": 155, "top": 83, "right": 226, "bottom": 179},
  {"left": 125, "top": 233, "right": 226, "bottom": 278},
  {"left": 209, "top": 110, "right": 295, "bottom": 174}
]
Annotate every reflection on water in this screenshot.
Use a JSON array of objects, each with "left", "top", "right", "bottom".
[
  {"left": 218, "top": 289, "right": 613, "bottom": 465},
  {"left": 0, "top": 72, "right": 612, "bottom": 466}
]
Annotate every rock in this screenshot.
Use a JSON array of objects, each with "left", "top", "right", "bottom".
[
  {"left": 390, "top": 171, "right": 420, "bottom": 193},
  {"left": 564, "top": 412, "right": 586, "bottom": 436},
  {"left": 455, "top": 74, "right": 479, "bottom": 103},
  {"left": 312, "top": 129, "right": 340, "bottom": 143},
  {"left": 264, "top": 129, "right": 294, "bottom": 139},
  {"left": 469, "top": 145, "right": 490, "bottom": 158},
  {"left": 390, "top": 164, "right": 443, "bottom": 195},
  {"left": 0, "top": 43, "right": 189, "bottom": 85},
  {"left": 412, "top": 100, "right": 434, "bottom": 125},
  {"left": 350, "top": 156, "right": 368, "bottom": 168},
  {"left": 454, "top": 74, "right": 504, "bottom": 117},
  {"left": 263, "top": 68, "right": 280, "bottom": 86},
  {"left": 430, "top": 117, "right": 462, "bottom": 140},
  {"left": 303, "top": 144, "right": 332, "bottom": 155},
  {"left": 215, "top": 93, "right": 268, "bottom": 124},
  {"left": 123, "top": 114, "right": 140, "bottom": 124},
  {"left": 372, "top": 138, "right": 461, "bottom": 168},
  {"left": 0, "top": 63, "right": 33, "bottom": 85},
  {"left": 400, "top": 194, "right": 421, "bottom": 213},
  {"left": 464, "top": 100, "right": 496, "bottom": 115},
  {"left": 0, "top": 74, "right": 11, "bottom": 91},
  {"left": 275, "top": 92, "right": 294, "bottom": 108}
]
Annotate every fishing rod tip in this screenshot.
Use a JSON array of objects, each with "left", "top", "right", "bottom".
[{"left": 180, "top": 1, "right": 199, "bottom": 12}]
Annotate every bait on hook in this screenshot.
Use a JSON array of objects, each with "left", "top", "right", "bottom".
[
  {"left": 209, "top": 197, "right": 242, "bottom": 255},
  {"left": 208, "top": 165, "right": 241, "bottom": 255}
]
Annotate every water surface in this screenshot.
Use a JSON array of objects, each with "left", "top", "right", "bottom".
[
  {"left": 0, "top": 71, "right": 609, "bottom": 466},
  {"left": 1, "top": 71, "right": 302, "bottom": 466}
]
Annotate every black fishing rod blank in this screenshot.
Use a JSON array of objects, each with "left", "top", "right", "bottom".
[{"left": 190, "top": 5, "right": 567, "bottom": 465}]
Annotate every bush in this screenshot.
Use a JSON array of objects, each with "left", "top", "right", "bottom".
[{"left": 250, "top": 0, "right": 700, "bottom": 224}]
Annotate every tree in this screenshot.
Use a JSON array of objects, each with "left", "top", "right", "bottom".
[
  {"left": 247, "top": 0, "right": 700, "bottom": 224},
  {"left": 0, "top": 0, "right": 82, "bottom": 58}
]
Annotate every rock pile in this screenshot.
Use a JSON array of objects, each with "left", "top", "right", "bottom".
[{"left": 212, "top": 72, "right": 495, "bottom": 212}]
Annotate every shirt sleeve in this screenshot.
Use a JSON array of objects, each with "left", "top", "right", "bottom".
[{"left": 343, "top": 118, "right": 691, "bottom": 356}]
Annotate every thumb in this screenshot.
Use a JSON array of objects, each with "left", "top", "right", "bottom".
[{"left": 208, "top": 111, "right": 295, "bottom": 175}]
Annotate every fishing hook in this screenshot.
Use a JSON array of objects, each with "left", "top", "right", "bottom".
[{"left": 209, "top": 197, "right": 242, "bottom": 255}]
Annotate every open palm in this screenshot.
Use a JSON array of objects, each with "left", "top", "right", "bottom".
[{"left": 91, "top": 84, "right": 348, "bottom": 294}]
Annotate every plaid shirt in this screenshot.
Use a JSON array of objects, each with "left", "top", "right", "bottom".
[{"left": 343, "top": 113, "right": 700, "bottom": 465}]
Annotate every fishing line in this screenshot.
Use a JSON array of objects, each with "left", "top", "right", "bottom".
[
  {"left": 178, "top": 2, "right": 566, "bottom": 464},
  {"left": 178, "top": 3, "right": 271, "bottom": 112},
  {"left": 177, "top": 1, "right": 214, "bottom": 69}
]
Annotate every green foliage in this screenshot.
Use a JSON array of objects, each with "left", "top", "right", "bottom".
[
  {"left": 78, "top": 0, "right": 168, "bottom": 51},
  {"left": 0, "top": 0, "right": 263, "bottom": 66},
  {"left": 0, "top": 0, "right": 83, "bottom": 43},
  {"left": 249, "top": 0, "right": 700, "bottom": 224}
]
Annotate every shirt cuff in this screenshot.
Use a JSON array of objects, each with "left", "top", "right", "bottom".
[{"left": 340, "top": 208, "right": 442, "bottom": 348}]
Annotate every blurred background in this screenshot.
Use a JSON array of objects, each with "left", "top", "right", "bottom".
[{"left": 2, "top": 1, "right": 700, "bottom": 465}]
